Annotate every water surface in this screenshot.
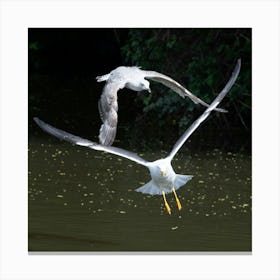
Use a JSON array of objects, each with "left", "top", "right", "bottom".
[{"left": 28, "top": 139, "right": 251, "bottom": 252}]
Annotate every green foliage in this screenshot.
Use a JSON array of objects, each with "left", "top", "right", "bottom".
[
  {"left": 121, "top": 29, "right": 251, "bottom": 130},
  {"left": 29, "top": 41, "right": 40, "bottom": 51}
]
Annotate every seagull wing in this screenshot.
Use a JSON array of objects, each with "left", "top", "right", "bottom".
[
  {"left": 34, "top": 117, "right": 149, "bottom": 167},
  {"left": 143, "top": 70, "right": 227, "bottom": 113},
  {"left": 98, "top": 81, "right": 123, "bottom": 146},
  {"left": 168, "top": 59, "right": 241, "bottom": 160}
]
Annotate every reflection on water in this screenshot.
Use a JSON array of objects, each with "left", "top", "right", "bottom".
[{"left": 28, "top": 139, "right": 251, "bottom": 252}]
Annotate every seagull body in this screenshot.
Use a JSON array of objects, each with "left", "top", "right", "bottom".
[
  {"left": 35, "top": 59, "right": 240, "bottom": 214},
  {"left": 138, "top": 158, "right": 192, "bottom": 195},
  {"left": 97, "top": 66, "right": 151, "bottom": 92},
  {"left": 96, "top": 66, "right": 227, "bottom": 146}
]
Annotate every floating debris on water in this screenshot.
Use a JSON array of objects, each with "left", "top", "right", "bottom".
[{"left": 171, "top": 226, "right": 178, "bottom": 230}]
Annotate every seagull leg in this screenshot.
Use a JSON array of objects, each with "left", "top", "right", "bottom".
[
  {"left": 172, "top": 187, "right": 182, "bottom": 210},
  {"left": 162, "top": 190, "right": 171, "bottom": 215}
]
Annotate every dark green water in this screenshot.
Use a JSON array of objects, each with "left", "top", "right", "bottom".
[{"left": 28, "top": 139, "right": 251, "bottom": 252}]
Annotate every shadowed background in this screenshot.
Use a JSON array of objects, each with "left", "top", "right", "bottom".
[{"left": 29, "top": 28, "right": 251, "bottom": 151}]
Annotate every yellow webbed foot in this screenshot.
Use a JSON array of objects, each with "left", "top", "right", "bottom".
[
  {"left": 165, "top": 202, "right": 171, "bottom": 215},
  {"left": 172, "top": 187, "right": 182, "bottom": 211},
  {"left": 162, "top": 190, "right": 171, "bottom": 215}
]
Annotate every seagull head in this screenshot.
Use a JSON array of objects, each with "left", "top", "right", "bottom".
[
  {"left": 148, "top": 159, "right": 169, "bottom": 179},
  {"left": 140, "top": 80, "right": 151, "bottom": 93},
  {"left": 156, "top": 161, "right": 168, "bottom": 177},
  {"left": 160, "top": 168, "right": 167, "bottom": 177}
]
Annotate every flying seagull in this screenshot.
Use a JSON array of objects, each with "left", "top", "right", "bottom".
[
  {"left": 96, "top": 65, "right": 227, "bottom": 146},
  {"left": 34, "top": 59, "right": 240, "bottom": 214}
]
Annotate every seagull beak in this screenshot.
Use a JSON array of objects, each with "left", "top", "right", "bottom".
[
  {"left": 161, "top": 170, "right": 166, "bottom": 177},
  {"left": 147, "top": 88, "right": 151, "bottom": 93}
]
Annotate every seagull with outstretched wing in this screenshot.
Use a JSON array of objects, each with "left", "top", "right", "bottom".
[
  {"left": 96, "top": 65, "right": 228, "bottom": 146},
  {"left": 35, "top": 59, "right": 240, "bottom": 215}
]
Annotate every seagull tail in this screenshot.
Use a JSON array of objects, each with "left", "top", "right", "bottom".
[
  {"left": 174, "top": 174, "right": 193, "bottom": 190},
  {"left": 99, "top": 122, "right": 116, "bottom": 146},
  {"left": 135, "top": 175, "right": 193, "bottom": 195},
  {"left": 135, "top": 180, "right": 162, "bottom": 195},
  {"left": 96, "top": 74, "right": 110, "bottom": 82}
]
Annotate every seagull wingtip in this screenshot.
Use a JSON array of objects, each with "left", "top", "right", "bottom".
[{"left": 33, "top": 117, "right": 40, "bottom": 124}]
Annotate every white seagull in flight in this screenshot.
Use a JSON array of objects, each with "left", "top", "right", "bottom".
[
  {"left": 96, "top": 65, "right": 227, "bottom": 146},
  {"left": 34, "top": 59, "right": 240, "bottom": 214}
]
